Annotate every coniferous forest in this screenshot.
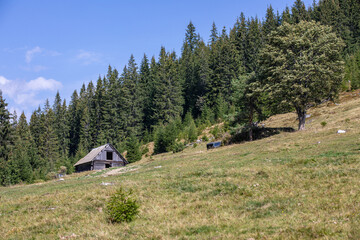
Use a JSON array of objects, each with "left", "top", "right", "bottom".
[{"left": 1, "top": 0, "right": 360, "bottom": 185}]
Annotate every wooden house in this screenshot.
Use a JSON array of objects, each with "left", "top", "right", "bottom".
[{"left": 74, "top": 143, "right": 128, "bottom": 172}]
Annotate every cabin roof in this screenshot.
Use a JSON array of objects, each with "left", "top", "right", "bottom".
[{"left": 73, "top": 143, "right": 127, "bottom": 166}]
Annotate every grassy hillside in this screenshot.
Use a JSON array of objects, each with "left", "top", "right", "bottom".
[{"left": 1, "top": 91, "right": 360, "bottom": 239}]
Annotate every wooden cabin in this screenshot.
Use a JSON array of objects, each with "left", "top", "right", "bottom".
[{"left": 74, "top": 143, "right": 128, "bottom": 172}]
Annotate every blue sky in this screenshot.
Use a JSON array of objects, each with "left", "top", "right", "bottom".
[{"left": 0, "top": 0, "right": 314, "bottom": 118}]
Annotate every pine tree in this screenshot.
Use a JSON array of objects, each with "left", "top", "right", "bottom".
[
  {"left": 139, "top": 54, "right": 154, "bottom": 131},
  {"left": 38, "top": 100, "right": 59, "bottom": 171},
  {"left": 9, "top": 112, "right": 34, "bottom": 183},
  {"left": 209, "top": 22, "right": 219, "bottom": 46},
  {"left": 244, "top": 17, "right": 263, "bottom": 73},
  {"left": 125, "top": 133, "right": 142, "bottom": 163},
  {"left": 193, "top": 40, "right": 211, "bottom": 117},
  {"left": 0, "top": 91, "right": 13, "bottom": 185},
  {"left": 67, "top": 91, "right": 81, "bottom": 156},
  {"left": 208, "top": 27, "right": 242, "bottom": 105},
  {"left": 291, "top": 0, "right": 309, "bottom": 23},
  {"left": 263, "top": 5, "right": 278, "bottom": 37},
  {"left": 53, "top": 91, "right": 69, "bottom": 157},
  {"left": 181, "top": 21, "right": 200, "bottom": 116},
  {"left": 230, "top": 13, "right": 247, "bottom": 74},
  {"left": 120, "top": 55, "right": 143, "bottom": 137},
  {"left": 152, "top": 47, "right": 184, "bottom": 124},
  {"left": 281, "top": 6, "right": 292, "bottom": 24}
]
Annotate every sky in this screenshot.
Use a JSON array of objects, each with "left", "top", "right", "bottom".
[{"left": 0, "top": 0, "right": 314, "bottom": 119}]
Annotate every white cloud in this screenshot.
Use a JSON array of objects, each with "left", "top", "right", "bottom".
[
  {"left": 0, "top": 76, "right": 10, "bottom": 85},
  {"left": 25, "top": 46, "right": 42, "bottom": 63},
  {"left": 76, "top": 50, "right": 102, "bottom": 65},
  {"left": 27, "top": 77, "right": 62, "bottom": 91},
  {"left": 0, "top": 75, "right": 62, "bottom": 111}
]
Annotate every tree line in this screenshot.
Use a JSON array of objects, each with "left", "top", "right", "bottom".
[{"left": 0, "top": 0, "right": 359, "bottom": 185}]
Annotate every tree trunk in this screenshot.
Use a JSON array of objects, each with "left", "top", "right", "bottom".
[{"left": 296, "top": 108, "right": 306, "bottom": 131}]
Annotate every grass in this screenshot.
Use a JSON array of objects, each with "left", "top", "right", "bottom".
[{"left": 1, "top": 91, "right": 360, "bottom": 239}]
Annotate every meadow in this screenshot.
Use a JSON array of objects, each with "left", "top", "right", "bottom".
[{"left": 1, "top": 91, "right": 360, "bottom": 239}]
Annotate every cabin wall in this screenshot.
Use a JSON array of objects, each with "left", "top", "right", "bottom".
[
  {"left": 93, "top": 161, "right": 106, "bottom": 170},
  {"left": 94, "top": 145, "right": 123, "bottom": 162},
  {"left": 93, "top": 160, "right": 125, "bottom": 170},
  {"left": 75, "top": 162, "right": 92, "bottom": 172}
]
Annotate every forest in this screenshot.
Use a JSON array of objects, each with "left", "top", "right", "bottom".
[{"left": 0, "top": 0, "right": 359, "bottom": 185}]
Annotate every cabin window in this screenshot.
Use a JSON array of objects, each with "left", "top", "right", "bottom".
[
  {"left": 106, "top": 151, "right": 113, "bottom": 160},
  {"left": 105, "top": 163, "right": 111, "bottom": 168}
]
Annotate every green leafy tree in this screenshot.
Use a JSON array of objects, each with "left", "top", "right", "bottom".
[{"left": 261, "top": 21, "right": 345, "bottom": 130}]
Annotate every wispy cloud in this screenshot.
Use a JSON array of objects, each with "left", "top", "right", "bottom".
[
  {"left": 25, "top": 46, "right": 42, "bottom": 63},
  {"left": 24, "top": 46, "right": 61, "bottom": 64},
  {"left": 76, "top": 50, "right": 102, "bottom": 65},
  {"left": 0, "top": 75, "right": 10, "bottom": 85},
  {"left": 0, "top": 75, "right": 62, "bottom": 108}
]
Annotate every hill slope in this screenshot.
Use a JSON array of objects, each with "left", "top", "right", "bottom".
[{"left": 1, "top": 91, "right": 360, "bottom": 239}]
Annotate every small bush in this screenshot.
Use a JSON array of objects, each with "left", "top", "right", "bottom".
[
  {"left": 193, "top": 143, "right": 198, "bottom": 148},
  {"left": 320, "top": 121, "right": 327, "bottom": 127},
  {"left": 211, "top": 126, "right": 220, "bottom": 139},
  {"left": 201, "top": 135, "right": 209, "bottom": 142},
  {"left": 106, "top": 188, "right": 139, "bottom": 223},
  {"left": 58, "top": 166, "right": 67, "bottom": 175},
  {"left": 46, "top": 171, "right": 57, "bottom": 180},
  {"left": 171, "top": 141, "right": 185, "bottom": 153}
]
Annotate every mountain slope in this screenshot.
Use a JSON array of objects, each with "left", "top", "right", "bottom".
[{"left": 1, "top": 91, "right": 360, "bottom": 239}]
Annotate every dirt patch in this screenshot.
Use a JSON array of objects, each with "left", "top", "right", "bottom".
[{"left": 102, "top": 166, "right": 140, "bottom": 177}]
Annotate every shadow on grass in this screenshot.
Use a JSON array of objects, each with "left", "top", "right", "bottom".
[{"left": 231, "top": 127, "right": 295, "bottom": 144}]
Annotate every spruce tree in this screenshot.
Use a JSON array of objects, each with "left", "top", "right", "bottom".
[
  {"left": 152, "top": 47, "right": 184, "bottom": 124},
  {"left": 67, "top": 91, "right": 81, "bottom": 156},
  {"left": 120, "top": 55, "right": 143, "bottom": 137},
  {"left": 0, "top": 91, "right": 13, "bottom": 185},
  {"left": 139, "top": 54, "right": 154, "bottom": 131},
  {"left": 263, "top": 5, "right": 278, "bottom": 37},
  {"left": 125, "top": 133, "right": 142, "bottom": 163},
  {"left": 9, "top": 112, "right": 34, "bottom": 183},
  {"left": 291, "top": 0, "right": 309, "bottom": 23},
  {"left": 208, "top": 27, "right": 241, "bottom": 105},
  {"left": 38, "top": 100, "right": 59, "bottom": 171}
]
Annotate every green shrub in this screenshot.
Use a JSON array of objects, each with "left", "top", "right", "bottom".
[
  {"left": 126, "top": 134, "right": 142, "bottom": 163},
  {"left": 320, "top": 121, "right": 327, "bottom": 127},
  {"left": 193, "top": 143, "right": 198, "bottom": 148},
  {"left": 187, "top": 122, "right": 198, "bottom": 142},
  {"left": 171, "top": 141, "right": 185, "bottom": 153},
  {"left": 46, "top": 171, "right": 57, "bottom": 180},
  {"left": 106, "top": 188, "right": 139, "bottom": 223},
  {"left": 211, "top": 126, "right": 220, "bottom": 139},
  {"left": 201, "top": 135, "right": 209, "bottom": 142}
]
